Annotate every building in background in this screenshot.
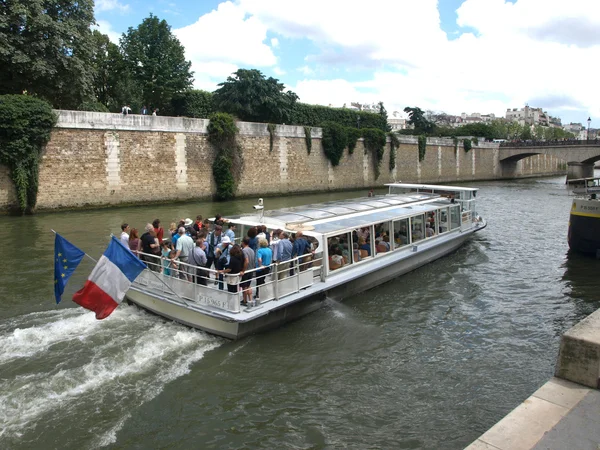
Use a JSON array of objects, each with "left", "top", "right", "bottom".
[{"left": 506, "top": 105, "right": 549, "bottom": 126}]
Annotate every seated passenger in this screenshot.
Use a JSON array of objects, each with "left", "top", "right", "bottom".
[
  {"left": 375, "top": 239, "right": 388, "bottom": 253},
  {"left": 329, "top": 249, "right": 345, "bottom": 270},
  {"left": 358, "top": 237, "right": 371, "bottom": 257},
  {"left": 353, "top": 243, "right": 361, "bottom": 262},
  {"left": 425, "top": 223, "right": 435, "bottom": 238}
]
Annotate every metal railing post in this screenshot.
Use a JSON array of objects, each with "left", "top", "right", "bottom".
[{"left": 274, "top": 263, "right": 279, "bottom": 301}]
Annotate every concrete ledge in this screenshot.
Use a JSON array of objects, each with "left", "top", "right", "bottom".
[
  {"left": 555, "top": 308, "right": 600, "bottom": 389},
  {"left": 465, "top": 378, "right": 594, "bottom": 450}
]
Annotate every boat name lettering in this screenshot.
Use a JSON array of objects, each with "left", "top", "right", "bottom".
[
  {"left": 197, "top": 294, "right": 230, "bottom": 309},
  {"left": 579, "top": 205, "right": 600, "bottom": 212}
]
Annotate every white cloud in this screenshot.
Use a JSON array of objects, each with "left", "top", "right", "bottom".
[
  {"left": 95, "top": 0, "right": 129, "bottom": 13},
  {"left": 174, "top": 1, "right": 277, "bottom": 91},
  {"left": 93, "top": 20, "right": 121, "bottom": 44},
  {"left": 273, "top": 67, "right": 286, "bottom": 75},
  {"left": 271, "top": 38, "right": 279, "bottom": 48}
]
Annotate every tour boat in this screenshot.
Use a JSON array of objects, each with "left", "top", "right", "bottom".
[
  {"left": 126, "top": 183, "right": 487, "bottom": 339},
  {"left": 568, "top": 177, "right": 600, "bottom": 257}
]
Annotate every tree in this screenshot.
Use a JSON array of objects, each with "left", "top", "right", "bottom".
[
  {"left": 0, "top": 0, "right": 96, "bottom": 109},
  {"left": 404, "top": 106, "right": 436, "bottom": 134},
  {"left": 120, "top": 14, "right": 193, "bottom": 111},
  {"left": 213, "top": 69, "right": 298, "bottom": 123},
  {"left": 377, "top": 101, "right": 391, "bottom": 132}
]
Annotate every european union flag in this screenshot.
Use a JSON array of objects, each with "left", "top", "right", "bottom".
[{"left": 54, "top": 233, "right": 85, "bottom": 304}]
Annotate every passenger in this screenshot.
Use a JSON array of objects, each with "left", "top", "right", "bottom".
[
  {"left": 161, "top": 241, "right": 171, "bottom": 276},
  {"left": 225, "top": 222, "right": 236, "bottom": 242},
  {"left": 240, "top": 238, "right": 256, "bottom": 305},
  {"left": 255, "top": 238, "right": 272, "bottom": 300},
  {"left": 353, "top": 242, "right": 361, "bottom": 262},
  {"left": 247, "top": 226, "right": 258, "bottom": 252},
  {"left": 215, "top": 235, "right": 232, "bottom": 290},
  {"left": 128, "top": 228, "right": 141, "bottom": 257},
  {"left": 425, "top": 223, "right": 434, "bottom": 238},
  {"left": 329, "top": 248, "right": 345, "bottom": 270},
  {"left": 382, "top": 235, "right": 391, "bottom": 250},
  {"left": 205, "top": 225, "right": 223, "bottom": 273},
  {"left": 291, "top": 231, "right": 311, "bottom": 272},
  {"left": 140, "top": 224, "right": 161, "bottom": 271},
  {"left": 168, "top": 250, "right": 179, "bottom": 277},
  {"left": 193, "top": 215, "right": 203, "bottom": 234},
  {"left": 174, "top": 227, "right": 195, "bottom": 282},
  {"left": 202, "top": 218, "right": 211, "bottom": 231},
  {"left": 152, "top": 218, "right": 164, "bottom": 244},
  {"left": 120, "top": 223, "right": 130, "bottom": 247},
  {"left": 169, "top": 222, "right": 178, "bottom": 239},
  {"left": 183, "top": 218, "right": 197, "bottom": 239},
  {"left": 357, "top": 227, "right": 370, "bottom": 242},
  {"left": 270, "top": 229, "right": 281, "bottom": 262},
  {"left": 277, "top": 232, "right": 293, "bottom": 280},
  {"left": 261, "top": 225, "right": 270, "bottom": 244},
  {"left": 358, "top": 236, "right": 371, "bottom": 257},
  {"left": 219, "top": 244, "right": 243, "bottom": 294},
  {"left": 189, "top": 238, "right": 208, "bottom": 285}
]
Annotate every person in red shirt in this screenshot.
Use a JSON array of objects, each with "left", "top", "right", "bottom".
[
  {"left": 193, "top": 215, "right": 203, "bottom": 234},
  {"left": 152, "top": 218, "right": 164, "bottom": 244}
]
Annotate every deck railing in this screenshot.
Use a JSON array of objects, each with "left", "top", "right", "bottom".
[{"left": 133, "top": 251, "right": 323, "bottom": 313}]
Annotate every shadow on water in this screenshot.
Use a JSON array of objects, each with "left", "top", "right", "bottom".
[{"left": 561, "top": 250, "right": 600, "bottom": 321}]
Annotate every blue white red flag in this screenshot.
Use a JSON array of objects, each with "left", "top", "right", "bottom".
[{"left": 73, "top": 236, "right": 146, "bottom": 319}]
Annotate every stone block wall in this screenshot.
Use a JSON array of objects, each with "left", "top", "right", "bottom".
[{"left": 0, "top": 111, "right": 566, "bottom": 212}]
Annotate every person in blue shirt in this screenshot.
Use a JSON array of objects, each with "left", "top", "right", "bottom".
[
  {"left": 277, "top": 232, "right": 293, "bottom": 280},
  {"left": 255, "top": 238, "right": 273, "bottom": 300},
  {"left": 225, "top": 223, "right": 236, "bottom": 242},
  {"left": 291, "top": 231, "right": 311, "bottom": 273}
]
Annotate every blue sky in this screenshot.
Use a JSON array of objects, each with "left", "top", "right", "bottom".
[{"left": 95, "top": 0, "right": 600, "bottom": 126}]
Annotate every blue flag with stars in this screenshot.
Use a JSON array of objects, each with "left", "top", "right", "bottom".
[{"left": 54, "top": 233, "right": 85, "bottom": 304}]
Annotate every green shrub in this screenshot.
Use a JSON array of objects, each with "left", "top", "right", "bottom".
[
  {"left": 267, "top": 123, "right": 276, "bottom": 152},
  {"left": 78, "top": 101, "right": 109, "bottom": 112},
  {"left": 0, "top": 95, "right": 56, "bottom": 213},
  {"left": 207, "top": 112, "right": 238, "bottom": 148},
  {"left": 362, "top": 128, "right": 386, "bottom": 178},
  {"left": 418, "top": 135, "right": 427, "bottom": 161},
  {"left": 171, "top": 90, "right": 214, "bottom": 118},
  {"left": 290, "top": 103, "right": 387, "bottom": 130},
  {"left": 212, "top": 154, "right": 236, "bottom": 201},
  {"left": 347, "top": 128, "right": 361, "bottom": 154},
  {"left": 463, "top": 138, "right": 472, "bottom": 152},
  {"left": 389, "top": 132, "right": 400, "bottom": 170},
  {"left": 321, "top": 121, "right": 348, "bottom": 166}
]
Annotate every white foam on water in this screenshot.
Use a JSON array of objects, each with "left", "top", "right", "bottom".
[{"left": 0, "top": 305, "right": 223, "bottom": 446}]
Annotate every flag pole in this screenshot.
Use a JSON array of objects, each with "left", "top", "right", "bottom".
[{"left": 51, "top": 229, "right": 98, "bottom": 263}]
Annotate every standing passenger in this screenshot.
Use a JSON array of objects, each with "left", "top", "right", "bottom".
[
  {"left": 225, "top": 223, "right": 236, "bottom": 243},
  {"left": 120, "top": 223, "right": 130, "bottom": 247},
  {"left": 277, "top": 232, "right": 293, "bottom": 280},
  {"left": 129, "top": 228, "right": 141, "bottom": 257},
  {"left": 189, "top": 238, "right": 208, "bottom": 285},
  {"left": 240, "top": 238, "right": 255, "bottom": 305},
  {"left": 174, "top": 227, "right": 195, "bottom": 281},
  {"left": 153, "top": 219, "right": 164, "bottom": 244},
  {"left": 255, "top": 238, "right": 272, "bottom": 300}
]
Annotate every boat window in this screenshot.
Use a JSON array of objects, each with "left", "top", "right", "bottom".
[
  {"left": 393, "top": 218, "right": 410, "bottom": 249},
  {"left": 353, "top": 227, "right": 373, "bottom": 261},
  {"left": 438, "top": 208, "right": 449, "bottom": 234},
  {"left": 374, "top": 221, "right": 392, "bottom": 255},
  {"left": 411, "top": 214, "right": 425, "bottom": 242},
  {"left": 327, "top": 232, "right": 352, "bottom": 271},
  {"left": 425, "top": 212, "right": 437, "bottom": 238},
  {"left": 450, "top": 205, "right": 461, "bottom": 230}
]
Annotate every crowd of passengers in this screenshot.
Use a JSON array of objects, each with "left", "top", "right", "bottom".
[
  {"left": 326, "top": 211, "right": 437, "bottom": 270},
  {"left": 119, "top": 215, "right": 316, "bottom": 306}
]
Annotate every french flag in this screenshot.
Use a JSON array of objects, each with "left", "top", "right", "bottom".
[{"left": 73, "top": 237, "right": 147, "bottom": 319}]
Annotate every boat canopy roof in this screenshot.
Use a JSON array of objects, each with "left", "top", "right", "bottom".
[{"left": 224, "top": 183, "right": 474, "bottom": 236}]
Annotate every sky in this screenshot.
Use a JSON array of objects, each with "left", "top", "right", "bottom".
[{"left": 94, "top": 0, "right": 600, "bottom": 125}]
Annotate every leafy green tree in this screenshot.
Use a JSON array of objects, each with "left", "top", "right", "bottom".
[
  {"left": 120, "top": 14, "right": 193, "bottom": 111},
  {"left": 213, "top": 69, "right": 299, "bottom": 123},
  {"left": 377, "top": 101, "right": 392, "bottom": 132},
  {"left": 404, "top": 106, "right": 436, "bottom": 134},
  {"left": 169, "top": 90, "right": 214, "bottom": 118},
  {"left": 0, "top": 0, "right": 96, "bottom": 109}
]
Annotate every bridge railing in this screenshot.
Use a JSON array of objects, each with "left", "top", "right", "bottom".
[{"left": 500, "top": 139, "right": 600, "bottom": 148}]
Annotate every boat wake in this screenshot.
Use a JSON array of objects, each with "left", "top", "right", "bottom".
[{"left": 0, "top": 304, "right": 222, "bottom": 448}]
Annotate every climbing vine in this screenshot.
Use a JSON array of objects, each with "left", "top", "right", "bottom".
[
  {"left": 303, "top": 126, "right": 312, "bottom": 154},
  {"left": 418, "top": 135, "right": 427, "bottom": 162},
  {"left": 463, "top": 138, "right": 472, "bottom": 153},
  {"left": 389, "top": 132, "right": 400, "bottom": 171},
  {"left": 347, "top": 128, "right": 361, "bottom": 155},
  {"left": 267, "top": 123, "right": 276, "bottom": 152},
  {"left": 208, "top": 112, "right": 241, "bottom": 200},
  {"left": 362, "top": 128, "right": 386, "bottom": 179},
  {"left": 453, "top": 137, "right": 459, "bottom": 158},
  {"left": 0, "top": 95, "right": 56, "bottom": 214},
  {"left": 321, "top": 122, "right": 348, "bottom": 166}
]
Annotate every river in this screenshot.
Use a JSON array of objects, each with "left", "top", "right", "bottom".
[{"left": 1, "top": 175, "right": 599, "bottom": 449}]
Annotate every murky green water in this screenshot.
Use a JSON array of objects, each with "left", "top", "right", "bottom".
[{"left": 1, "top": 177, "right": 599, "bottom": 449}]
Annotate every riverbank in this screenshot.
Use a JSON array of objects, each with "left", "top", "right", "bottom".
[
  {"left": 466, "top": 307, "right": 600, "bottom": 449},
  {"left": 0, "top": 110, "right": 566, "bottom": 212}
]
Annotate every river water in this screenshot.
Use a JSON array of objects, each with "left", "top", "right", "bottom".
[{"left": 1, "top": 175, "right": 599, "bottom": 450}]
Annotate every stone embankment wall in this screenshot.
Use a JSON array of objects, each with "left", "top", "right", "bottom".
[{"left": 0, "top": 110, "right": 565, "bottom": 211}]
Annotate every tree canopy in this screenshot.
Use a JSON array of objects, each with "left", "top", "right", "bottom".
[
  {"left": 120, "top": 14, "right": 193, "bottom": 111},
  {"left": 213, "top": 69, "right": 298, "bottom": 123},
  {"left": 0, "top": 0, "right": 96, "bottom": 109},
  {"left": 404, "top": 106, "right": 435, "bottom": 134}
]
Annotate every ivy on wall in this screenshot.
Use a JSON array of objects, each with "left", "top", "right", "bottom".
[
  {"left": 362, "top": 128, "right": 386, "bottom": 179},
  {"left": 208, "top": 112, "right": 241, "bottom": 201},
  {"left": 267, "top": 123, "right": 276, "bottom": 152},
  {"left": 347, "top": 128, "right": 361, "bottom": 155},
  {"left": 303, "top": 126, "right": 312, "bottom": 154},
  {"left": 0, "top": 95, "right": 56, "bottom": 214},
  {"left": 418, "top": 135, "right": 427, "bottom": 162},
  {"left": 389, "top": 132, "right": 400, "bottom": 171},
  {"left": 321, "top": 122, "right": 348, "bottom": 166},
  {"left": 463, "top": 138, "right": 472, "bottom": 153}
]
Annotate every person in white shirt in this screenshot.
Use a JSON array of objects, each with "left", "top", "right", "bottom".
[
  {"left": 120, "top": 223, "right": 130, "bottom": 248},
  {"left": 175, "top": 227, "right": 195, "bottom": 281}
]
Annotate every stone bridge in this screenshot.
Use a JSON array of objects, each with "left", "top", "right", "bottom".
[{"left": 499, "top": 141, "right": 600, "bottom": 180}]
